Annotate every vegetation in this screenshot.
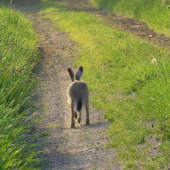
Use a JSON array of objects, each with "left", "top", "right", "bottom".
[
  {"left": 0, "top": 6, "right": 40, "bottom": 169},
  {"left": 40, "top": 1, "right": 170, "bottom": 169},
  {"left": 91, "top": 0, "right": 170, "bottom": 35}
]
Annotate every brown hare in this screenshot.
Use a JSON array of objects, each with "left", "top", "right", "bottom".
[{"left": 67, "top": 66, "right": 90, "bottom": 128}]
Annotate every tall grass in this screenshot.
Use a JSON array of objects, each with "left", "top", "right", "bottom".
[
  {"left": 91, "top": 0, "right": 170, "bottom": 35},
  {"left": 0, "top": 7, "right": 40, "bottom": 169},
  {"left": 40, "top": 1, "right": 170, "bottom": 168}
]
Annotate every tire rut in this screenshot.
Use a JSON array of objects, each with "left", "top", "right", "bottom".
[{"left": 60, "top": 0, "right": 170, "bottom": 49}]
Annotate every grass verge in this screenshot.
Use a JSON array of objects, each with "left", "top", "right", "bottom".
[
  {"left": 0, "top": 6, "right": 41, "bottom": 170},
  {"left": 40, "top": 1, "right": 170, "bottom": 169},
  {"left": 91, "top": 0, "right": 170, "bottom": 36}
]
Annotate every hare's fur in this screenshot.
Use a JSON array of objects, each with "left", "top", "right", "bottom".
[{"left": 67, "top": 67, "right": 90, "bottom": 128}]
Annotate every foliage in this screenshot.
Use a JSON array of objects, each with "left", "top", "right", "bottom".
[{"left": 0, "top": 7, "right": 41, "bottom": 169}]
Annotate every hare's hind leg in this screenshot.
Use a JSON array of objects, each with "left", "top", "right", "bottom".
[
  {"left": 78, "top": 112, "right": 82, "bottom": 124},
  {"left": 70, "top": 104, "right": 75, "bottom": 128},
  {"left": 84, "top": 100, "right": 90, "bottom": 125}
]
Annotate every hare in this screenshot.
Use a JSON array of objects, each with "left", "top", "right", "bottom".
[{"left": 67, "top": 66, "right": 90, "bottom": 128}]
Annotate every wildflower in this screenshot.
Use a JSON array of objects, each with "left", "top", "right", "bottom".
[{"left": 152, "top": 58, "right": 157, "bottom": 64}]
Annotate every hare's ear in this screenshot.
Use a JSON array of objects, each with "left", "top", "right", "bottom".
[
  {"left": 76, "top": 66, "right": 83, "bottom": 80},
  {"left": 68, "top": 68, "right": 75, "bottom": 82}
]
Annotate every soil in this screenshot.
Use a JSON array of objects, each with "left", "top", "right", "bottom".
[{"left": 13, "top": 0, "right": 170, "bottom": 169}]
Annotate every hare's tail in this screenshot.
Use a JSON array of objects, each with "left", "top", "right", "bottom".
[{"left": 75, "top": 98, "right": 83, "bottom": 112}]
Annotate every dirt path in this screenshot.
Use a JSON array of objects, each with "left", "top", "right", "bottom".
[
  {"left": 14, "top": 0, "right": 170, "bottom": 169},
  {"left": 13, "top": 4, "right": 120, "bottom": 170},
  {"left": 30, "top": 16, "right": 119, "bottom": 170},
  {"left": 34, "top": 17, "right": 121, "bottom": 169}
]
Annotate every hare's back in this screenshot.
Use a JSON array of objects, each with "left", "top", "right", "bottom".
[{"left": 68, "top": 81, "right": 89, "bottom": 98}]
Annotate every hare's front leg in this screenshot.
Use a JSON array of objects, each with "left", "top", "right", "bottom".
[
  {"left": 74, "top": 111, "right": 78, "bottom": 119},
  {"left": 85, "top": 101, "right": 90, "bottom": 125},
  {"left": 70, "top": 106, "right": 75, "bottom": 128}
]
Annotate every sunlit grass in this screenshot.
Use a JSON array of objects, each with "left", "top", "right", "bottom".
[
  {"left": 39, "top": 1, "right": 170, "bottom": 168},
  {"left": 0, "top": 7, "right": 41, "bottom": 169}
]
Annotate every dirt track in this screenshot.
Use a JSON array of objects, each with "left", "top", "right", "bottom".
[
  {"left": 32, "top": 17, "right": 119, "bottom": 169},
  {"left": 15, "top": 2, "right": 120, "bottom": 170},
  {"left": 14, "top": 0, "right": 170, "bottom": 169}
]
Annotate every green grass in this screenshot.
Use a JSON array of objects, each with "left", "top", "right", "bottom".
[
  {"left": 0, "top": 6, "right": 41, "bottom": 170},
  {"left": 39, "top": 1, "right": 170, "bottom": 169},
  {"left": 91, "top": 0, "right": 170, "bottom": 36}
]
